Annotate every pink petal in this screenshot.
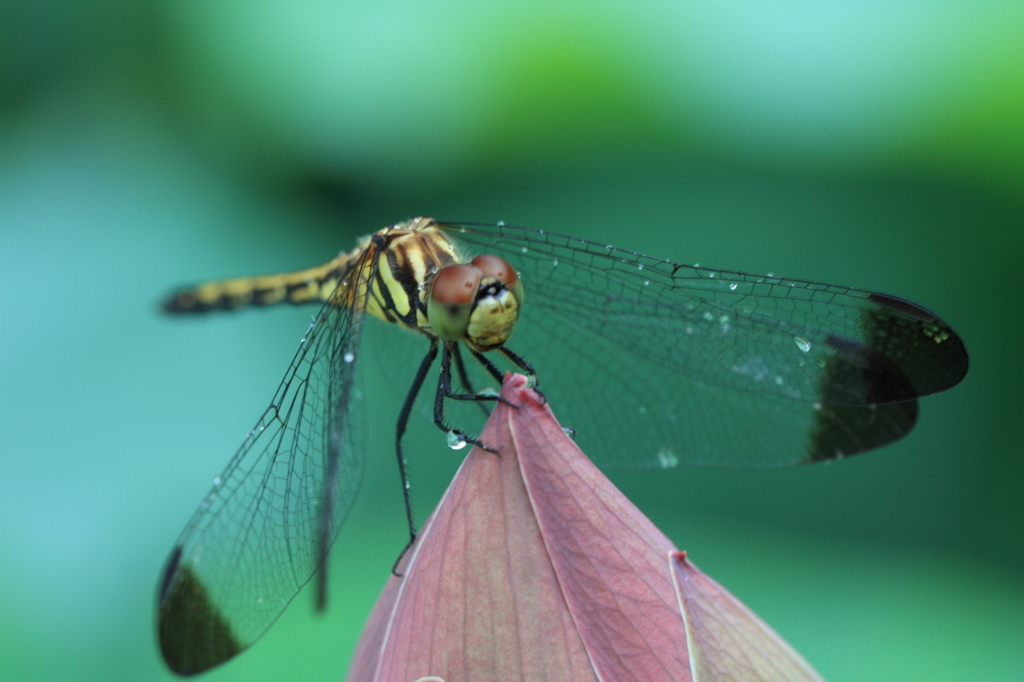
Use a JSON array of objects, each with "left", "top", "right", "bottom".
[
  {"left": 672, "top": 552, "right": 825, "bottom": 681},
  {"left": 347, "top": 374, "right": 824, "bottom": 682},
  {"left": 509, "top": 379, "right": 690, "bottom": 681}
]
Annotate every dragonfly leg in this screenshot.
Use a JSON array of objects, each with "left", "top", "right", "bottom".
[
  {"left": 451, "top": 344, "right": 492, "bottom": 418},
  {"left": 496, "top": 345, "right": 545, "bottom": 402},
  {"left": 440, "top": 345, "right": 508, "bottom": 407},
  {"left": 391, "top": 536, "right": 415, "bottom": 578},
  {"left": 468, "top": 347, "right": 505, "bottom": 384},
  {"left": 435, "top": 342, "right": 499, "bottom": 453},
  {"left": 391, "top": 341, "right": 503, "bottom": 577},
  {"left": 395, "top": 339, "right": 440, "bottom": 546},
  {"left": 499, "top": 345, "right": 536, "bottom": 374}
]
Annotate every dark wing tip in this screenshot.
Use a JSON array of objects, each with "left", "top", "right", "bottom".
[
  {"left": 157, "top": 553, "right": 242, "bottom": 676},
  {"left": 807, "top": 399, "right": 919, "bottom": 463},
  {"left": 863, "top": 292, "right": 969, "bottom": 398},
  {"left": 158, "top": 546, "right": 184, "bottom": 603},
  {"left": 823, "top": 334, "right": 919, "bottom": 403},
  {"left": 809, "top": 334, "right": 921, "bottom": 461},
  {"left": 805, "top": 293, "right": 967, "bottom": 463},
  {"left": 867, "top": 292, "right": 937, "bottom": 322}
]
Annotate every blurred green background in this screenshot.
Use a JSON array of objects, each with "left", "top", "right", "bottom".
[{"left": 1, "top": 2, "right": 1022, "bottom": 681}]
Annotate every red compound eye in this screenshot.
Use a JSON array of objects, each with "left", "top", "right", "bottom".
[
  {"left": 431, "top": 264, "right": 481, "bottom": 305},
  {"left": 428, "top": 264, "right": 482, "bottom": 341},
  {"left": 472, "top": 254, "right": 518, "bottom": 288}
]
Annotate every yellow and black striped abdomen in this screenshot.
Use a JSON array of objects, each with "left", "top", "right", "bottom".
[
  {"left": 161, "top": 219, "right": 461, "bottom": 340},
  {"left": 161, "top": 256, "right": 358, "bottom": 314}
]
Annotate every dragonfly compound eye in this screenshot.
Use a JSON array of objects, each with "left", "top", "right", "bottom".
[
  {"left": 429, "top": 264, "right": 481, "bottom": 340},
  {"left": 473, "top": 254, "right": 525, "bottom": 311},
  {"left": 471, "top": 254, "right": 518, "bottom": 288}
]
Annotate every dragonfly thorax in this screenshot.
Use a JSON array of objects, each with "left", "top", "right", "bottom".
[{"left": 428, "top": 254, "right": 524, "bottom": 352}]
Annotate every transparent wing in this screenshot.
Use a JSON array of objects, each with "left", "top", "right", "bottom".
[
  {"left": 156, "top": 251, "right": 374, "bottom": 676},
  {"left": 437, "top": 222, "right": 968, "bottom": 468}
]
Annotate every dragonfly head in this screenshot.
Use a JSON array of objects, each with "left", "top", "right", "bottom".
[{"left": 428, "top": 254, "right": 524, "bottom": 352}]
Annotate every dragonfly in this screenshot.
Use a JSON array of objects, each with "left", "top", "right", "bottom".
[{"left": 156, "top": 217, "right": 968, "bottom": 675}]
